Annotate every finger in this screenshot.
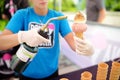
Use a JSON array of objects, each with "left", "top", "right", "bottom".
[
  {"left": 75, "top": 40, "right": 87, "bottom": 50},
  {"left": 76, "top": 49, "right": 87, "bottom": 55},
  {"left": 26, "top": 42, "right": 35, "bottom": 47},
  {"left": 76, "top": 49, "right": 88, "bottom": 53},
  {"left": 74, "top": 36, "right": 86, "bottom": 45},
  {"left": 76, "top": 47, "right": 87, "bottom": 52},
  {"left": 76, "top": 42, "right": 86, "bottom": 48},
  {"left": 27, "top": 39, "right": 39, "bottom": 47},
  {"left": 36, "top": 34, "right": 50, "bottom": 43},
  {"left": 76, "top": 49, "right": 91, "bottom": 56}
]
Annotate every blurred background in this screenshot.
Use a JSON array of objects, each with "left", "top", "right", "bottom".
[{"left": 0, "top": 0, "right": 120, "bottom": 31}]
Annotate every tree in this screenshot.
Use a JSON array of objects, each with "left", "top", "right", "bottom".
[
  {"left": 0, "top": 0, "right": 4, "bottom": 19},
  {"left": 105, "top": 0, "right": 120, "bottom": 11}
]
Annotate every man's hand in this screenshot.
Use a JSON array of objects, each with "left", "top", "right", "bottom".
[
  {"left": 18, "top": 28, "right": 50, "bottom": 47},
  {"left": 74, "top": 36, "right": 94, "bottom": 56}
]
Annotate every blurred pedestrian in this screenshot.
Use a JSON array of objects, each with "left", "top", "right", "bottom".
[{"left": 86, "top": 0, "right": 106, "bottom": 23}]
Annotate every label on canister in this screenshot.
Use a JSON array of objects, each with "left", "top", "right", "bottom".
[{"left": 16, "top": 45, "right": 36, "bottom": 62}]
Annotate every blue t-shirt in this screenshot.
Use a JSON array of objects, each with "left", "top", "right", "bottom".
[{"left": 6, "top": 7, "right": 72, "bottom": 79}]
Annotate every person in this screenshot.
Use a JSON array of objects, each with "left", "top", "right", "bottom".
[
  {"left": 0, "top": 0, "right": 94, "bottom": 80},
  {"left": 86, "top": 0, "right": 106, "bottom": 23},
  {"left": 2, "top": 0, "right": 29, "bottom": 20}
]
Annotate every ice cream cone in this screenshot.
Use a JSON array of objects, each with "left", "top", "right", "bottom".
[{"left": 72, "top": 11, "right": 87, "bottom": 39}]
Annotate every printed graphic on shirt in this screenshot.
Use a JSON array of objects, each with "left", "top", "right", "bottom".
[{"left": 29, "top": 22, "right": 54, "bottom": 48}]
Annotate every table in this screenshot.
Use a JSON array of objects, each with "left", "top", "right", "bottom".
[{"left": 53, "top": 60, "right": 120, "bottom": 80}]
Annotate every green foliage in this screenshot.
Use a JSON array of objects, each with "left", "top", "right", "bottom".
[
  {"left": 0, "top": 0, "right": 4, "bottom": 19},
  {"left": 0, "top": 1, "right": 8, "bottom": 31},
  {"left": 62, "top": 0, "right": 76, "bottom": 12},
  {"left": 49, "top": 0, "right": 120, "bottom": 11},
  {"left": 112, "top": 2, "right": 120, "bottom": 11},
  {"left": 0, "top": 0, "right": 4, "bottom": 12},
  {"left": 0, "top": 20, "right": 8, "bottom": 31},
  {"left": 48, "top": 0, "right": 77, "bottom": 12},
  {"left": 105, "top": 0, "right": 120, "bottom": 11}
]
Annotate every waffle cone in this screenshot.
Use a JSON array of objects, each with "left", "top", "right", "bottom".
[
  {"left": 112, "top": 61, "right": 120, "bottom": 68},
  {"left": 98, "top": 62, "right": 109, "bottom": 70},
  {"left": 73, "top": 11, "right": 86, "bottom": 39},
  {"left": 81, "top": 71, "right": 92, "bottom": 80},
  {"left": 109, "top": 61, "right": 120, "bottom": 80},
  {"left": 96, "top": 62, "right": 108, "bottom": 80},
  {"left": 75, "top": 32, "right": 83, "bottom": 39}
]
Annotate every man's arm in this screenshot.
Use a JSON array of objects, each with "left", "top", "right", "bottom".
[
  {"left": 0, "top": 29, "right": 19, "bottom": 50},
  {"left": 96, "top": 0, "right": 106, "bottom": 23},
  {"left": 64, "top": 32, "right": 76, "bottom": 51},
  {"left": 0, "top": 28, "right": 50, "bottom": 50},
  {"left": 98, "top": 8, "right": 106, "bottom": 23}
]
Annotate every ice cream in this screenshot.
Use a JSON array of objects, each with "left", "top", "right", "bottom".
[{"left": 72, "top": 11, "right": 87, "bottom": 39}]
